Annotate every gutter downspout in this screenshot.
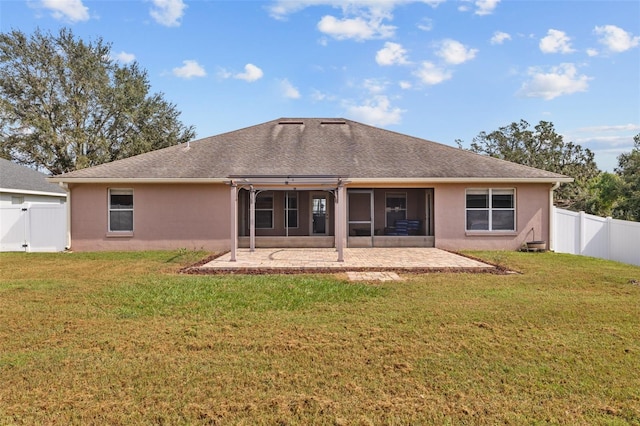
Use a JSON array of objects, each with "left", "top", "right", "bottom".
[
  {"left": 59, "top": 182, "right": 71, "bottom": 250},
  {"left": 549, "top": 182, "right": 560, "bottom": 252}
]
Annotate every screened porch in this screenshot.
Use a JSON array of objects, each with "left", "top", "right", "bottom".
[{"left": 234, "top": 186, "right": 434, "bottom": 249}]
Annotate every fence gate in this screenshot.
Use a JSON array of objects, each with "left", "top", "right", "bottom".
[{"left": 0, "top": 203, "right": 67, "bottom": 252}]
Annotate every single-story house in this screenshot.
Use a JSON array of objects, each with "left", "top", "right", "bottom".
[
  {"left": 49, "top": 118, "right": 571, "bottom": 258},
  {"left": 1, "top": 158, "right": 67, "bottom": 252}
]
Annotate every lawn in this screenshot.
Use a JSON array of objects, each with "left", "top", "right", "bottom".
[{"left": 0, "top": 250, "right": 639, "bottom": 425}]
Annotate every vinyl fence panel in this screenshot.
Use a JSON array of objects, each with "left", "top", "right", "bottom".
[
  {"left": 27, "top": 204, "right": 68, "bottom": 252},
  {"left": 609, "top": 218, "right": 640, "bottom": 266},
  {"left": 553, "top": 208, "right": 580, "bottom": 254},
  {"left": 582, "top": 213, "right": 609, "bottom": 259},
  {"left": 0, "top": 203, "right": 67, "bottom": 252},
  {"left": 0, "top": 206, "right": 27, "bottom": 251},
  {"left": 554, "top": 207, "right": 640, "bottom": 266}
]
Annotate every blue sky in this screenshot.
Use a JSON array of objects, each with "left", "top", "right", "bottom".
[{"left": 2, "top": 0, "right": 639, "bottom": 171}]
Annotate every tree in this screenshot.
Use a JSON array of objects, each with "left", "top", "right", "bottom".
[
  {"left": 579, "top": 172, "right": 623, "bottom": 218},
  {"left": 0, "top": 28, "right": 195, "bottom": 175},
  {"left": 615, "top": 133, "right": 640, "bottom": 221},
  {"left": 461, "top": 120, "right": 600, "bottom": 209}
]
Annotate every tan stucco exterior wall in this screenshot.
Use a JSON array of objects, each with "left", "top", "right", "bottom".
[
  {"left": 69, "top": 183, "right": 230, "bottom": 251},
  {"left": 68, "top": 181, "right": 553, "bottom": 252},
  {"left": 433, "top": 183, "right": 551, "bottom": 251}
]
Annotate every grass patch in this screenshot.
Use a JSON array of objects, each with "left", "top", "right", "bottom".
[
  {"left": 106, "top": 274, "right": 384, "bottom": 318},
  {"left": 0, "top": 250, "right": 639, "bottom": 424}
]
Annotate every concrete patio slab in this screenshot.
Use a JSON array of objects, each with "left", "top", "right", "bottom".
[
  {"left": 185, "top": 248, "right": 495, "bottom": 275},
  {"left": 347, "top": 271, "right": 404, "bottom": 281}
]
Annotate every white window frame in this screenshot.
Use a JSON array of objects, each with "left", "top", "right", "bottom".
[
  {"left": 108, "top": 188, "right": 134, "bottom": 232},
  {"left": 255, "top": 191, "right": 274, "bottom": 229},
  {"left": 465, "top": 188, "right": 516, "bottom": 232},
  {"left": 284, "top": 192, "right": 299, "bottom": 229}
]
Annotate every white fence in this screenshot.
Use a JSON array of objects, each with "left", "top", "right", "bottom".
[
  {"left": 554, "top": 207, "right": 640, "bottom": 266},
  {"left": 0, "top": 203, "right": 67, "bottom": 252}
]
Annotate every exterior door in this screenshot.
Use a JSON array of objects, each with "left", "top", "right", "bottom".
[
  {"left": 310, "top": 193, "right": 328, "bottom": 235},
  {"left": 348, "top": 190, "right": 374, "bottom": 237}
]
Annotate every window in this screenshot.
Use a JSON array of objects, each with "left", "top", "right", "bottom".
[
  {"left": 466, "top": 189, "right": 515, "bottom": 231},
  {"left": 385, "top": 192, "right": 407, "bottom": 227},
  {"left": 284, "top": 192, "right": 298, "bottom": 228},
  {"left": 109, "top": 189, "right": 133, "bottom": 232},
  {"left": 11, "top": 196, "right": 24, "bottom": 205},
  {"left": 255, "top": 192, "right": 274, "bottom": 229}
]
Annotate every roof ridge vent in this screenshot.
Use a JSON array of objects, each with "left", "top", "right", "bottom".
[
  {"left": 320, "top": 120, "right": 346, "bottom": 125},
  {"left": 279, "top": 120, "right": 304, "bottom": 125}
]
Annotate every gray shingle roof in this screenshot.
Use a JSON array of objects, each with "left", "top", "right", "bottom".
[
  {"left": 52, "top": 118, "right": 570, "bottom": 182},
  {"left": 0, "top": 158, "right": 66, "bottom": 194}
]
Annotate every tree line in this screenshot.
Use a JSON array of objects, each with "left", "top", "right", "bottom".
[{"left": 1, "top": 28, "right": 639, "bottom": 221}]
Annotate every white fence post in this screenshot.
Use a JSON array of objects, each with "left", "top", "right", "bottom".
[
  {"left": 578, "top": 211, "right": 585, "bottom": 256},
  {"left": 550, "top": 205, "right": 556, "bottom": 252},
  {"left": 606, "top": 216, "right": 612, "bottom": 261}
]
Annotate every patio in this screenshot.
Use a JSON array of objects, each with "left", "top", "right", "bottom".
[{"left": 185, "top": 247, "right": 496, "bottom": 275}]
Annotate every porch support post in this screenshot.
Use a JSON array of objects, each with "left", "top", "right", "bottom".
[
  {"left": 249, "top": 186, "right": 256, "bottom": 252},
  {"left": 230, "top": 182, "right": 238, "bottom": 262},
  {"left": 335, "top": 182, "right": 345, "bottom": 262}
]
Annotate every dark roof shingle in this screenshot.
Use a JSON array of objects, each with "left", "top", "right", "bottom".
[
  {"left": 52, "top": 118, "right": 570, "bottom": 181},
  {"left": 1, "top": 158, "right": 66, "bottom": 194}
]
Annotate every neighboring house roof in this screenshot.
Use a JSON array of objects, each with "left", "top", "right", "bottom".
[
  {"left": 50, "top": 118, "right": 571, "bottom": 183},
  {"left": 0, "top": 158, "right": 66, "bottom": 196}
]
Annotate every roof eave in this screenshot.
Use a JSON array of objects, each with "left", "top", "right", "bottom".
[
  {"left": 47, "top": 177, "right": 228, "bottom": 184},
  {"left": 47, "top": 176, "right": 574, "bottom": 185},
  {"left": 0, "top": 187, "right": 67, "bottom": 197},
  {"left": 349, "top": 177, "right": 574, "bottom": 184}
]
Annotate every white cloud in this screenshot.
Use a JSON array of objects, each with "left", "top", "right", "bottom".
[
  {"left": 417, "top": 17, "right": 433, "bottom": 32},
  {"left": 311, "top": 89, "right": 333, "bottom": 102},
  {"left": 586, "top": 48, "right": 599, "bottom": 57},
  {"left": 40, "top": 0, "right": 89, "bottom": 22},
  {"left": 344, "top": 95, "right": 404, "bottom": 126},
  {"left": 113, "top": 51, "right": 136, "bottom": 64},
  {"left": 234, "top": 64, "right": 264, "bottom": 82},
  {"left": 414, "top": 61, "right": 452, "bottom": 85},
  {"left": 363, "top": 78, "right": 389, "bottom": 94},
  {"left": 280, "top": 79, "right": 301, "bottom": 99},
  {"left": 149, "top": 0, "right": 186, "bottom": 27},
  {"left": 317, "top": 15, "right": 395, "bottom": 41},
  {"left": 399, "top": 81, "right": 412, "bottom": 89},
  {"left": 518, "top": 63, "right": 591, "bottom": 100},
  {"left": 459, "top": 0, "right": 500, "bottom": 15},
  {"left": 268, "top": 1, "right": 445, "bottom": 20},
  {"left": 268, "top": 1, "right": 447, "bottom": 40},
  {"left": 216, "top": 68, "right": 232, "bottom": 79},
  {"left": 576, "top": 124, "right": 640, "bottom": 133},
  {"left": 474, "top": 0, "right": 500, "bottom": 15},
  {"left": 574, "top": 135, "right": 636, "bottom": 147},
  {"left": 539, "top": 29, "right": 574, "bottom": 54},
  {"left": 376, "top": 42, "right": 410, "bottom": 65},
  {"left": 172, "top": 60, "right": 206, "bottom": 79},
  {"left": 490, "top": 31, "right": 511, "bottom": 45},
  {"left": 436, "top": 39, "right": 477, "bottom": 65},
  {"left": 594, "top": 25, "right": 639, "bottom": 53}
]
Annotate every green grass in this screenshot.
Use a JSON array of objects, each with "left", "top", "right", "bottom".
[
  {"left": 107, "top": 274, "right": 384, "bottom": 318},
  {"left": 0, "top": 250, "right": 639, "bottom": 424}
]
